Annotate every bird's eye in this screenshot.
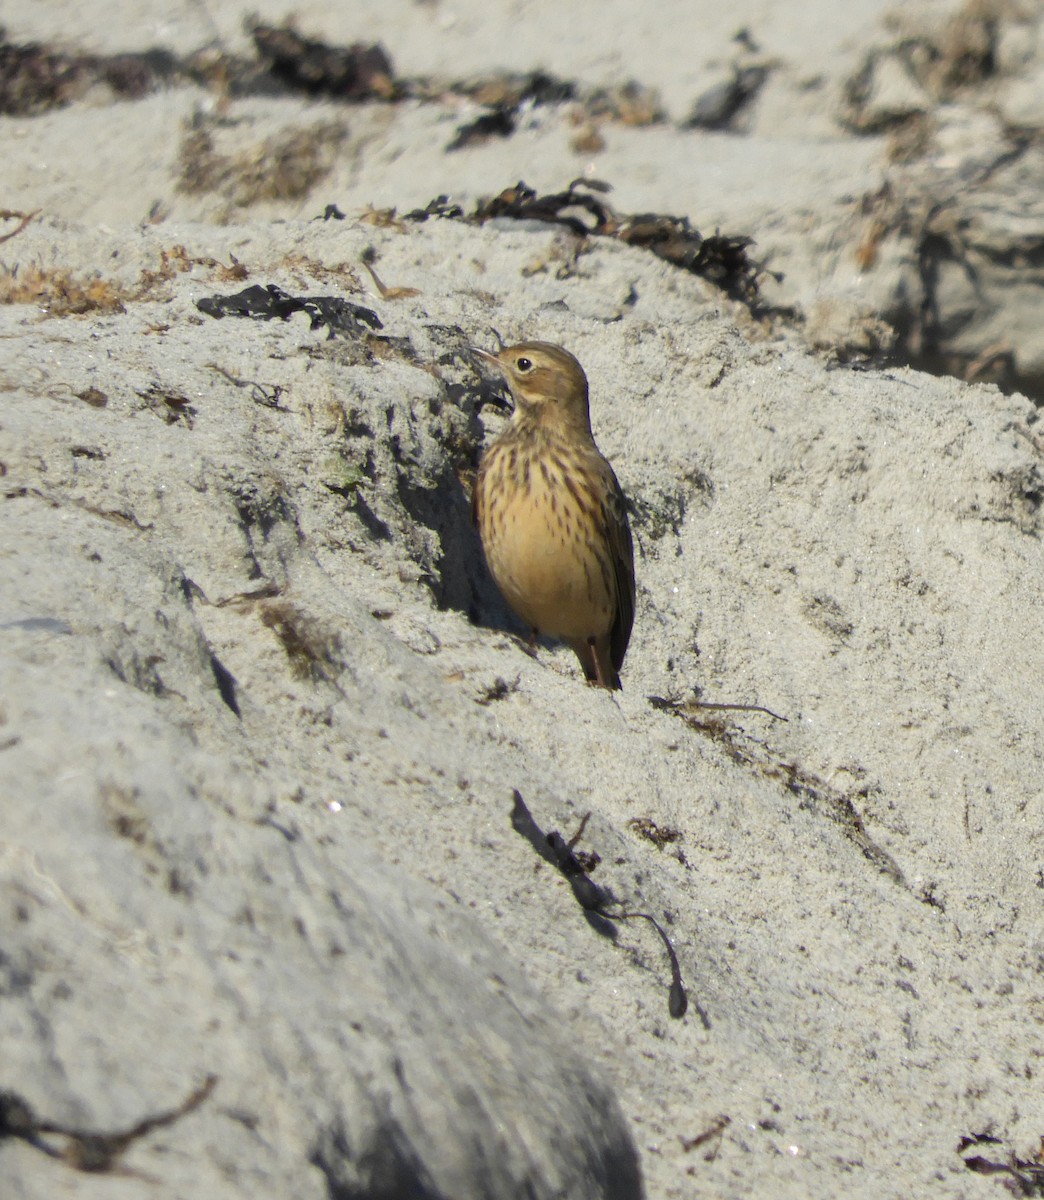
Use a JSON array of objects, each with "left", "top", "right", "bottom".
[{"left": 515, "top": 357, "right": 533, "bottom": 372}]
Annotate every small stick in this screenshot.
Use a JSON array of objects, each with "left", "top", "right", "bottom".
[
  {"left": 1, "top": 1075, "right": 218, "bottom": 1174},
  {"left": 362, "top": 260, "right": 419, "bottom": 300},
  {"left": 649, "top": 694, "right": 787, "bottom": 722},
  {"left": 0, "top": 210, "right": 39, "bottom": 245},
  {"left": 685, "top": 699, "right": 787, "bottom": 722},
  {"left": 679, "top": 1114, "right": 731, "bottom": 1159}
]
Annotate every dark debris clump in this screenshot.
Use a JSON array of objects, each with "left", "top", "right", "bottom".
[
  {"left": 683, "top": 65, "right": 770, "bottom": 131},
  {"left": 447, "top": 105, "right": 519, "bottom": 152},
  {"left": 510, "top": 791, "right": 691, "bottom": 1021},
  {"left": 0, "top": 33, "right": 179, "bottom": 114},
  {"left": 444, "top": 70, "right": 578, "bottom": 150},
  {"left": 444, "top": 76, "right": 664, "bottom": 151},
  {"left": 452, "top": 70, "right": 577, "bottom": 109},
  {"left": 196, "top": 284, "right": 382, "bottom": 339},
  {"left": 407, "top": 179, "right": 776, "bottom": 308},
  {"left": 0, "top": 25, "right": 397, "bottom": 115},
  {"left": 249, "top": 23, "right": 397, "bottom": 101},
  {"left": 0, "top": 22, "right": 662, "bottom": 144},
  {"left": 957, "top": 1131, "right": 1044, "bottom": 1194},
  {"left": 404, "top": 195, "right": 467, "bottom": 222}
]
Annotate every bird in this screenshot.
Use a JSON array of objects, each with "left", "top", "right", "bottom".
[{"left": 472, "top": 340, "right": 635, "bottom": 690}]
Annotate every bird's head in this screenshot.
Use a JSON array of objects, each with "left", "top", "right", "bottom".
[{"left": 473, "top": 341, "right": 592, "bottom": 433}]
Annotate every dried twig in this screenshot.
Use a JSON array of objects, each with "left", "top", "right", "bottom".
[
  {"left": 0, "top": 209, "right": 39, "bottom": 245},
  {"left": 0, "top": 1075, "right": 217, "bottom": 1174}
]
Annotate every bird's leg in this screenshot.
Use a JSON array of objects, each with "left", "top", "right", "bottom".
[
  {"left": 588, "top": 635, "right": 622, "bottom": 691},
  {"left": 569, "top": 636, "right": 618, "bottom": 689}
]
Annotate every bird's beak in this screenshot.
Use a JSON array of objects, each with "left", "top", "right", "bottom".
[{"left": 471, "top": 347, "right": 513, "bottom": 413}]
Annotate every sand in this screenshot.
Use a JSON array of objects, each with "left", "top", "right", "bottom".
[{"left": 2, "top": 2, "right": 1043, "bottom": 1197}]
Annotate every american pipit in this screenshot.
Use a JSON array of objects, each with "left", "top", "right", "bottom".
[{"left": 473, "top": 341, "right": 635, "bottom": 690}]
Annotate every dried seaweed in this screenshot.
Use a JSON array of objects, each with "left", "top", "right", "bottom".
[
  {"left": 196, "top": 284, "right": 382, "bottom": 340},
  {"left": 474, "top": 178, "right": 616, "bottom": 236},
  {"left": 679, "top": 1114, "right": 731, "bottom": 1159},
  {"left": 407, "top": 179, "right": 776, "bottom": 308},
  {"left": 0, "top": 22, "right": 658, "bottom": 147},
  {"left": 618, "top": 215, "right": 765, "bottom": 301},
  {"left": 958, "top": 1131, "right": 1044, "bottom": 1194},
  {"left": 583, "top": 80, "right": 665, "bottom": 126},
  {"left": 249, "top": 23, "right": 397, "bottom": 101},
  {"left": 444, "top": 71, "right": 577, "bottom": 150},
  {"left": 510, "top": 790, "right": 691, "bottom": 1020},
  {"left": 683, "top": 65, "right": 770, "bottom": 131},
  {"left": 0, "top": 34, "right": 179, "bottom": 115},
  {"left": 448, "top": 105, "right": 519, "bottom": 151},
  {"left": 0, "top": 25, "right": 400, "bottom": 114},
  {"left": 627, "top": 817, "right": 683, "bottom": 850},
  {"left": 842, "top": 1, "right": 1001, "bottom": 139},
  {"left": 136, "top": 383, "right": 196, "bottom": 428},
  {"left": 259, "top": 600, "right": 343, "bottom": 684},
  {"left": 176, "top": 115, "right": 347, "bottom": 206},
  {"left": 452, "top": 70, "right": 577, "bottom": 110},
  {"left": 404, "top": 195, "right": 466, "bottom": 222},
  {"left": 0, "top": 209, "right": 37, "bottom": 245}
]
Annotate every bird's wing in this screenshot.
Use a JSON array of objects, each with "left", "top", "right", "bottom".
[{"left": 599, "top": 462, "right": 636, "bottom": 674}]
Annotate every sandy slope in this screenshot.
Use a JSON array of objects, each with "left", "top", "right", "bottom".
[{"left": 2, "top": 3, "right": 1043, "bottom": 1198}]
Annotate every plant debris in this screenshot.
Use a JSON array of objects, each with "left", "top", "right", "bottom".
[
  {"left": 361, "top": 251, "right": 420, "bottom": 300},
  {"left": 475, "top": 675, "right": 521, "bottom": 705},
  {"left": 0, "top": 247, "right": 256, "bottom": 319},
  {"left": 443, "top": 73, "right": 664, "bottom": 150},
  {"left": 196, "top": 284, "right": 382, "bottom": 340},
  {"left": 316, "top": 203, "right": 347, "bottom": 221},
  {"left": 259, "top": 600, "right": 344, "bottom": 684},
  {"left": 683, "top": 65, "right": 770, "bottom": 131},
  {"left": 628, "top": 816, "right": 683, "bottom": 850},
  {"left": 0, "top": 1075, "right": 216, "bottom": 1174},
  {"left": 249, "top": 23, "right": 397, "bottom": 100},
  {"left": 176, "top": 115, "right": 348, "bottom": 206},
  {"left": 76, "top": 387, "right": 109, "bottom": 408},
  {"left": 136, "top": 384, "right": 196, "bottom": 428},
  {"left": 0, "top": 33, "right": 180, "bottom": 115},
  {"left": 406, "top": 179, "right": 775, "bottom": 308},
  {"left": 958, "top": 1131, "right": 1044, "bottom": 1194},
  {"left": 510, "top": 790, "right": 692, "bottom": 1020},
  {"left": 448, "top": 105, "right": 519, "bottom": 151},
  {"left": 0, "top": 265, "right": 129, "bottom": 315},
  {"left": 445, "top": 70, "right": 576, "bottom": 150},
  {"left": 206, "top": 364, "right": 287, "bottom": 410},
  {"left": 680, "top": 1114, "right": 731, "bottom": 1159},
  {"left": 405, "top": 195, "right": 467, "bottom": 222},
  {"left": 0, "top": 21, "right": 666, "bottom": 159},
  {"left": 143, "top": 246, "right": 250, "bottom": 295},
  {"left": 586, "top": 80, "right": 666, "bottom": 126},
  {"left": 0, "top": 27, "right": 393, "bottom": 115},
  {"left": 0, "top": 209, "right": 38, "bottom": 245},
  {"left": 648, "top": 693, "right": 906, "bottom": 885},
  {"left": 453, "top": 70, "right": 577, "bottom": 110},
  {"left": 842, "top": 0, "right": 1001, "bottom": 139}
]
